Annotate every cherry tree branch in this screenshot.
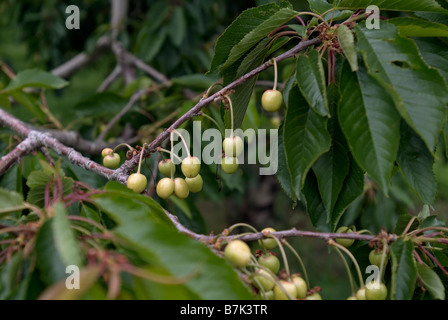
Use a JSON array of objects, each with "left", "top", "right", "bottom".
[
  {"left": 0, "top": 109, "right": 115, "bottom": 179},
  {"left": 115, "top": 37, "right": 322, "bottom": 180},
  {"left": 51, "top": 36, "right": 111, "bottom": 79},
  {"left": 97, "top": 65, "right": 122, "bottom": 92},
  {"left": 0, "top": 37, "right": 321, "bottom": 185},
  {"left": 164, "top": 210, "right": 396, "bottom": 244}
]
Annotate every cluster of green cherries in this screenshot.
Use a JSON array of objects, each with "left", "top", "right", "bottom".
[
  {"left": 335, "top": 226, "right": 389, "bottom": 300},
  {"left": 223, "top": 227, "right": 321, "bottom": 300},
  {"left": 155, "top": 155, "right": 202, "bottom": 200},
  {"left": 101, "top": 145, "right": 150, "bottom": 194}
]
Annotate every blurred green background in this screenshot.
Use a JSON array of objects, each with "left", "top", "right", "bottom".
[{"left": 1, "top": 0, "right": 447, "bottom": 299}]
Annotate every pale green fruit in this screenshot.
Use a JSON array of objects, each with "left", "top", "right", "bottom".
[
  {"left": 223, "top": 136, "right": 244, "bottom": 157},
  {"left": 224, "top": 240, "right": 251, "bottom": 268},
  {"left": 261, "top": 89, "right": 283, "bottom": 112},
  {"left": 173, "top": 177, "right": 189, "bottom": 199},
  {"left": 185, "top": 174, "right": 203, "bottom": 193},
  {"left": 156, "top": 177, "right": 174, "bottom": 199},
  {"left": 273, "top": 280, "right": 297, "bottom": 300}
]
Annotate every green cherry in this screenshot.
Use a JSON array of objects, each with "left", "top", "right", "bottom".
[
  {"left": 261, "top": 227, "right": 277, "bottom": 250},
  {"left": 335, "top": 226, "right": 355, "bottom": 248},
  {"left": 185, "top": 174, "right": 203, "bottom": 193},
  {"left": 181, "top": 156, "right": 201, "bottom": 178},
  {"left": 126, "top": 173, "right": 147, "bottom": 193},
  {"left": 223, "top": 136, "right": 244, "bottom": 157},
  {"left": 258, "top": 253, "right": 280, "bottom": 274},
  {"left": 158, "top": 159, "right": 175, "bottom": 176},
  {"left": 156, "top": 177, "right": 174, "bottom": 199},
  {"left": 224, "top": 240, "right": 251, "bottom": 268},
  {"left": 103, "top": 153, "right": 121, "bottom": 169},
  {"left": 221, "top": 156, "right": 239, "bottom": 174},
  {"left": 173, "top": 177, "right": 189, "bottom": 199},
  {"left": 261, "top": 89, "right": 283, "bottom": 112}
]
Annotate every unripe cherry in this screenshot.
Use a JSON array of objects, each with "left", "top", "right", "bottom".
[
  {"left": 181, "top": 156, "right": 201, "bottom": 178},
  {"left": 185, "top": 174, "right": 203, "bottom": 193},
  {"left": 223, "top": 136, "right": 244, "bottom": 157},
  {"left": 156, "top": 177, "right": 175, "bottom": 199},
  {"left": 261, "top": 89, "right": 283, "bottom": 112},
  {"left": 173, "top": 177, "right": 189, "bottom": 199},
  {"left": 126, "top": 173, "right": 147, "bottom": 193}
]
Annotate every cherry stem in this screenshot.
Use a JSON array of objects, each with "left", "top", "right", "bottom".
[
  {"left": 333, "top": 246, "right": 355, "bottom": 295},
  {"left": 408, "top": 226, "right": 448, "bottom": 237},
  {"left": 224, "top": 95, "right": 234, "bottom": 137},
  {"left": 379, "top": 240, "right": 388, "bottom": 281},
  {"left": 416, "top": 243, "right": 448, "bottom": 278},
  {"left": 295, "top": 15, "right": 306, "bottom": 27},
  {"left": 170, "top": 131, "right": 175, "bottom": 180},
  {"left": 173, "top": 128, "right": 191, "bottom": 158},
  {"left": 283, "top": 240, "right": 310, "bottom": 289},
  {"left": 203, "top": 81, "right": 223, "bottom": 99},
  {"left": 298, "top": 11, "right": 331, "bottom": 29},
  {"left": 67, "top": 215, "right": 107, "bottom": 233},
  {"left": 112, "top": 143, "right": 134, "bottom": 154},
  {"left": 402, "top": 216, "right": 417, "bottom": 237},
  {"left": 137, "top": 143, "right": 147, "bottom": 174},
  {"left": 196, "top": 112, "right": 225, "bottom": 136},
  {"left": 270, "top": 235, "right": 290, "bottom": 278},
  {"left": 227, "top": 223, "right": 258, "bottom": 235},
  {"left": 329, "top": 239, "right": 364, "bottom": 288},
  {"left": 157, "top": 147, "right": 182, "bottom": 163},
  {"left": 272, "top": 58, "right": 278, "bottom": 91}
]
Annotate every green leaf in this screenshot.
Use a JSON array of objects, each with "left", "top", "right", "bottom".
[
  {"left": 167, "top": 7, "right": 186, "bottom": 47},
  {"left": 390, "top": 238, "right": 417, "bottom": 300},
  {"left": 276, "top": 124, "right": 295, "bottom": 201},
  {"left": 38, "top": 266, "right": 101, "bottom": 300},
  {"left": 169, "top": 196, "right": 206, "bottom": 235},
  {"left": 0, "top": 188, "right": 24, "bottom": 210},
  {"left": 210, "top": 3, "right": 297, "bottom": 72},
  {"left": 74, "top": 92, "right": 129, "bottom": 118},
  {"left": 397, "top": 123, "right": 436, "bottom": 205},
  {"left": 389, "top": 17, "right": 448, "bottom": 37},
  {"left": 93, "top": 190, "right": 253, "bottom": 300},
  {"left": 337, "top": 24, "right": 358, "bottom": 71},
  {"left": 302, "top": 170, "right": 330, "bottom": 232},
  {"left": 2, "top": 69, "right": 68, "bottom": 93},
  {"left": 136, "top": 27, "right": 167, "bottom": 62},
  {"left": 394, "top": 212, "right": 419, "bottom": 235},
  {"left": 417, "top": 205, "right": 431, "bottom": 221},
  {"left": 416, "top": 263, "right": 445, "bottom": 300},
  {"left": 0, "top": 252, "right": 24, "bottom": 299},
  {"left": 172, "top": 74, "right": 220, "bottom": 90},
  {"left": 313, "top": 90, "right": 349, "bottom": 218},
  {"left": 9, "top": 91, "right": 46, "bottom": 122},
  {"left": 223, "top": 39, "right": 269, "bottom": 129},
  {"left": 26, "top": 177, "right": 73, "bottom": 208},
  {"left": 337, "top": 0, "right": 448, "bottom": 13},
  {"left": 96, "top": 181, "right": 174, "bottom": 228},
  {"left": 288, "top": 25, "right": 307, "bottom": 38},
  {"left": 284, "top": 85, "right": 331, "bottom": 199},
  {"left": 296, "top": 50, "right": 329, "bottom": 117},
  {"left": 35, "top": 203, "right": 83, "bottom": 285},
  {"left": 414, "top": 38, "right": 448, "bottom": 83},
  {"left": 355, "top": 22, "right": 448, "bottom": 152},
  {"left": 339, "top": 62, "right": 400, "bottom": 194},
  {"left": 26, "top": 171, "right": 52, "bottom": 189},
  {"left": 330, "top": 155, "right": 364, "bottom": 230},
  {"left": 309, "top": 0, "right": 332, "bottom": 14}
]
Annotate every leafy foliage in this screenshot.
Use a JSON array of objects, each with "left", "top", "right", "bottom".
[{"left": 0, "top": 0, "right": 447, "bottom": 301}]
